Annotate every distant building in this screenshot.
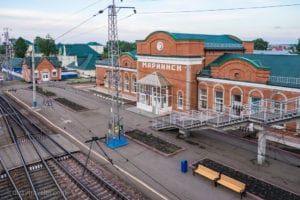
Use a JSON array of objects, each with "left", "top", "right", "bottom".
[
  {"left": 1, "top": 58, "right": 23, "bottom": 79},
  {"left": 57, "top": 43, "right": 102, "bottom": 78},
  {"left": 22, "top": 57, "right": 61, "bottom": 82}
]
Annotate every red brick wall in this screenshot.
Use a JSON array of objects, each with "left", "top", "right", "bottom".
[
  {"left": 200, "top": 80, "right": 300, "bottom": 108},
  {"left": 211, "top": 59, "right": 270, "bottom": 83},
  {"left": 36, "top": 58, "right": 61, "bottom": 81},
  {"left": 96, "top": 54, "right": 137, "bottom": 97},
  {"left": 96, "top": 67, "right": 107, "bottom": 86},
  {"left": 119, "top": 54, "right": 137, "bottom": 69},
  {"left": 242, "top": 41, "right": 254, "bottom": 54},
  {"left": 137, "top": 32, "right": 205, "bottom": 57}
]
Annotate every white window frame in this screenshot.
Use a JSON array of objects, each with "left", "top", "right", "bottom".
[
  {"left": 214, "top": 91, "right": 223, "bottom": 112},
  {"left": 132, "top": 75, "right": 137, "bottom": 93},
  {"left": 104, "top": 72, "right": 110, "bottom": 88},
  {"left": 52, "top": 69, "right": 57, "bottom": 77},
  {"left": 177, "top": 91, "right": 184, "bottom": 110},
  {"left": 124, "top": 73, "right": 129, "bottom": 92},
  {"left": 199, "top": 89, "right": 207, "bottom": 109}
]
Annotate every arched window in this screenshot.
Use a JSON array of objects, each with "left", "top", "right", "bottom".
[
  {"left": 104, "top": 72, "right": 109, "bottom": 87},
  {"left": 198, "top": 86, "right": 208, "bottom": 109},
  {"left": 124, "top": 73, "right": 129, "bottom": 91},
  {"left": 132, "top": 74, "right": 137, "bottom": 93},
  {"left": 177, "top": 91, "right": 183, "bottom": 110},
  {"left": 117, "top": 74, "right": 122, "bottom": 90},
  {"left": 214, "top": 91, "right": 223, "bottom": 112}
]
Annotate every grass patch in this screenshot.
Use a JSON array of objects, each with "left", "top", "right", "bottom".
[
  {"left": 54, "top": 97, "right": 87, "bottom": 111},
  {"left": 28, "top": 86, "right": 56, "bottom": 97},
  {"left": 125, "top": 129, "right": 182, "bottom": 154}
]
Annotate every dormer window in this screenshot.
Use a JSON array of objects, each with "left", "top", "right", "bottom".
[{"left": 234, "top": 73, "right": 240, "bottom": 79}]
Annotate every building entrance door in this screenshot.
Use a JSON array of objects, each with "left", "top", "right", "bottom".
[{"left": 42, "top": 73, "right": 50, "bottom": 81}]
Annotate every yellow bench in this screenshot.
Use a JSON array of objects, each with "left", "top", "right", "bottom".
[
  {"left": 193, "top": 164, "right": 220, "bottom": 183},
  {"left": 217, "top": 174, "right": 246, "bottom": 199}
]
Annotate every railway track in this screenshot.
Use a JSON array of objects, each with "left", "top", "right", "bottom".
[{"left": 0, "top": 95, "right": 142, "bottom": 200}]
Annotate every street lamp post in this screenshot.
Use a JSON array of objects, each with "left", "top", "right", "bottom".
[{"left": 32, "top": 44, "right": 37, "bottom": 109}]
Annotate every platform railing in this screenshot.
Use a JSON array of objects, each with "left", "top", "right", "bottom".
[{"left": 152, "top": 96, "right": 300, "bottom": 130}]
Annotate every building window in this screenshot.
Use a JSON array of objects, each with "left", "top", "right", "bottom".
[
  {"left": 177, "top": 91, "right": 183, "bottom": 110},
  {"left": 124, "top": 74, "right": 129, "bottom": 91},
  {"left": 273, "top": 101, "right": 285, "bottom": 113},
  {"left": 199, "top": 89, "right": 207, "bottom": 109},
  {"left": 52, "top": 70, "right": 57, "bottom": 77},
  {"left": 214, "top": 91, "right": 223, "bottom": 112},
  {"left": 234, "top": 73, "right": 240, "bottom": 79},
  {"left": 251, "top": 97, "right": 261, "bottom": 113},
  {"left": 34, "top": 70, "right": 39, "bottom": 78},
  {"left": 132, "top": 75, "right": 137, "bottom": 93},
  {"left": 104, "top": 72, "right": 110, "bottom": 87},
  {"left": 117, "top": 74, "right": 122, "bottom": 90},
  {"left": 231, "top": 94, "right": 242, "bottom": 116}
]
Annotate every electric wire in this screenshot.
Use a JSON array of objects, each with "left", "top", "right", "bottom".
[
  {"left": 138, "top": 3, "right": 300, "bottom": 15},
  {"left": 55, "top": 11, "right": 103, "bottom": 41},
  {"left": 59, "top": 12, "right": 135, "bottom": 42},
  {"left": 53, "top": 3, "right": 300, "bottom": 42}
]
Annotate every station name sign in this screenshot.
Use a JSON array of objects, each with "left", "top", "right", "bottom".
[{"left": 142, "top": 62, "right": 182, "bottom": 72}]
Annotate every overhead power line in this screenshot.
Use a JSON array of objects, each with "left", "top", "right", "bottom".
[
  {"left": 138, "top": 3, "right": 300, "bottom": 14},
  {"left": 54, "top": 9, "right": 105, "bottom": 41}
]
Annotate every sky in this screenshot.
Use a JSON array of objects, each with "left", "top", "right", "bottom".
[{"left": 0, "top": 0, "right": 299, "bottom": 45}]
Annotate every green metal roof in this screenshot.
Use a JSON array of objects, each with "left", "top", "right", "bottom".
[
  {"left": 138, "top": 30, "right": 244, "bottom": 50},
  {"left": 208, "top": 53, "right": 269, "bottom": 70},
  {"left": 67, "top": 54, "right": 100, "bottom": 70},
  {"left": 25, "top": 57, "right": 61, "bottom": 68},
  {"left": 198, "top": 53, "right": 300, "bottom": 88},
  {"left": 121, "top": 50, "right": 137, "bottom": 60},
  {"left": 87, "top": 42, "right": 103, "bottom": 46},
  {"left": 57, "top": 44, "right": 100, "bottom": 56},
  {"left": 1, "top": 58, "right": 23, "bottom": 69},
  {"left": 56, "top": 43, "right": 101, "bottom": 70}
]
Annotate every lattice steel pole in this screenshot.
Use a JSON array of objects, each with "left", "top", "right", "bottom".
[
  {"left": 105, "top": 0, "right": 135, "bottom": 148},
  {"left": 108, "top": 0, "right": 120, "bottom": 140}
]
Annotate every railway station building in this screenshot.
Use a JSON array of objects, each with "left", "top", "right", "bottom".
[{"left": 96, "top": 31, "right": 300, "bottom": 133}]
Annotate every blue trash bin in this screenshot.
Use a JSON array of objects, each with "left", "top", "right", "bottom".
[{"left": 181, "top": 160, "right": 188, "bottom": 173}]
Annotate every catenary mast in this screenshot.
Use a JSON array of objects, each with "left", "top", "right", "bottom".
[{"left": 106, "top": 0, "right": 135, "bottom": 148}]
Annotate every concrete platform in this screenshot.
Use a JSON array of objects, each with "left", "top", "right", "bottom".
[
  {"left": 0, "top": 134, "right": 79, "bottom": 170},
  {"left": 2, "top": 82, "right": 300, "bottom": 200}
]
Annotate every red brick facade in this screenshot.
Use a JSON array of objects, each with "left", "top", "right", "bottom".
[{"left": 22, "top": 57, "right": 61, "bottom": 82}]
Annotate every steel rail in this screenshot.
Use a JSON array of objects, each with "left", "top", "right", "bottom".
[
  {"left": 1, "top": 94, "right": 129, "bottom": 200},
  {"left": 0, "top": 105, "right": 39, "bottom": 200},
  {"left": 8, "top": 95, "right": 130, "bottom": 200},
  {"left": 0, "top": 96, "right": 67, "bottom": 200},
  {"left": 0, "top": 158, "right": 23, "bottom": 200},
  {"left": 1, "top": 96, "right": 100, "bottom": 200}
]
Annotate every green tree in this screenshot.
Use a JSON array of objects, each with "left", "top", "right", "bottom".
[
  {"left": 297, "top": 39, "right": 300, "bottom": 54},
  {"left": 14, "top": 37, "right": 29, "bottom": 58},
  {"left": 35, "top": 34, "right": 57, "bottom": 56},
  {"left": 102, "top": 40, "right": 136, "bottom": 59},
  {"left": 118, "top": 40, "right": 136, "bottom": 52},
  {"left": 253, "top": 38, "right": 269, "bottom": 50}
]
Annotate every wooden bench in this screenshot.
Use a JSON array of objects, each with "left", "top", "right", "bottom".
[
  {"left": 193, "top": 164, "right": 220, "bottom": 184},
  {"left": 216, "top": 174, "right": 246, "bottom": 199}
]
